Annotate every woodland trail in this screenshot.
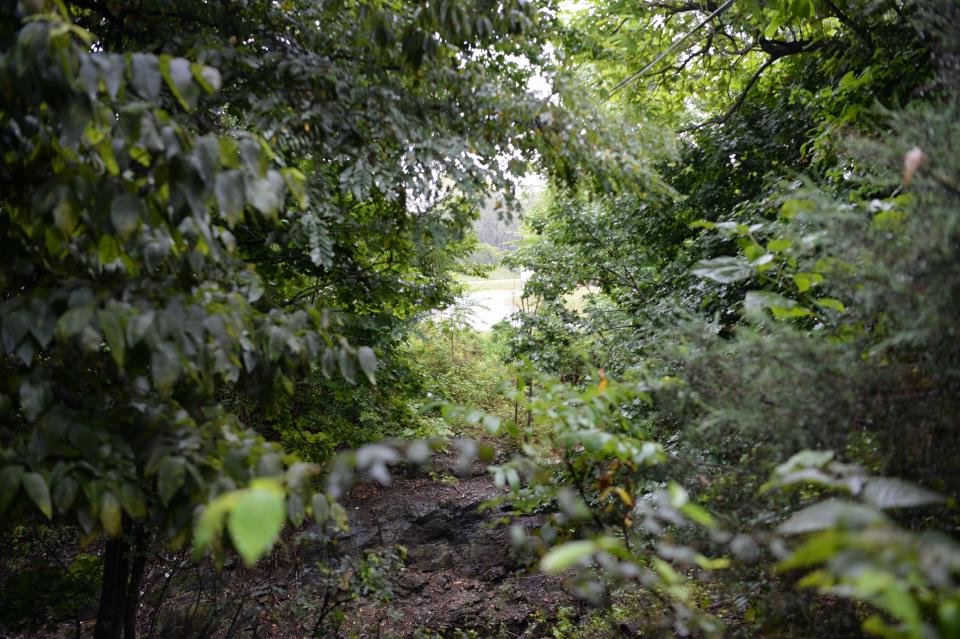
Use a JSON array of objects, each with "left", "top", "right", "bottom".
[{"left": 335, "top": 451, "right": 578, "bottom": 638}]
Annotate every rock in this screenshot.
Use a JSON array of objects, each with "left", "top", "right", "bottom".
[{"left": 396, "top": 571, "right": 429, "bottom": 593}]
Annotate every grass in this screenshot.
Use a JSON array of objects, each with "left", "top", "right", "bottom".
[
  {"left": 460, "top": 266, "right": 522, "bottom": 294},
  {"left": 462, "top": 266, "right": 519, "bottom": 282},
  {"left": 466, "top": 278, "right": 522, "bottom": 293},
  {"left": 564, "top": 285, "right": 600, "bottom": 312}
]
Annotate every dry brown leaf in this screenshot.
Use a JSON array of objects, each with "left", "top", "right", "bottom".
[{"left": 903, "top": 146, "right": 928, "bottom": 187}]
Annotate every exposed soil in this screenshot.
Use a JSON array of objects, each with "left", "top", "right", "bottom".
[
  {"left": 0, "top": 448, "right": 579, "bottom": 639},
  {"left": 334, "top": 452, "right": 579, "bottom": 637}
]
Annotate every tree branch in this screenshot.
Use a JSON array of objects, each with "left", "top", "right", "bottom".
[
  {"left": 680, "top": 55, "right": 780, "bottom": 132},
  {"left": 821, "top": 0, "right": 874, "bottom": 52},
  {"left": 680, "top": 37, "right": 833, "bottom": 132},
  {"left": 609, "top": 0, "right": 735, "bottom": 97}
]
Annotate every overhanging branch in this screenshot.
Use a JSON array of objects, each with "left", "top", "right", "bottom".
[{"left": 609, "top": 0, "right": 735, "bottom": 98}]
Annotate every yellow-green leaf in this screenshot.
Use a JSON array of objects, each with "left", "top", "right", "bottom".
[
  {"left": 22, "top": 472, "right": 52, "bottom": 519},
  {"left": 815, "top": 298, "right": 845, "bottom": 313},
  {"left": 792, "top": 272, "right": 824, "bottom": 293},
  {"left": 227, "top": 486, "right": 286, "bottom": 565},
  {"left": 540, "top": 540, "right": 597, "bottom": 573},
  {"left": 100, "top": 492, "right": 123, "bottom": 536}
]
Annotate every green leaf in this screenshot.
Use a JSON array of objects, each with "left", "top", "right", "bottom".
[
  {"left": 129, "top": 53, "right": 161, "bottom": 100},
  {"left": 329, "top": 501, "right": 349, "bottom": 531},
  {"left": 667, "top": 481, "right": 689, "bottom": 507},
  {"left": 98, "top": 235, "right": 121, "bottom": 265},
  {"left": 815, "top": 297, "right": 845, "bottom": 312},
  {"left": 57, "top": 304, "right": 94, "bottom": 338},
  {"left": 691, "top": 257, "right": 754, "bottom": 284},
  {"left": 863, "top": 478, "right": 942, "bottom": 509},
  {"left": 680, "top": 501, "right": 715, "bottom": 528},
  {"left": 778, "top": 499, "right": 886, "bottom": 534},
  {"left": 780, "top": 198, "right": 815, "bottom": 219},
  {"left": 750, "top": 253, "right": 774, "bottom": 267},
  {"left": 157, "top": 457, "right": 185, "bottom": 506},
  {"left": 19, "top": 380, "right": 47, "bottom": 422},
  {"left": 540, "top": 540, "right": 597, "bottom": 573},
  {"left": 764, "top": 13, "right": 786, "bottom": 38},
  {"left": 285, "top": 462, "right": 318, "bottom": 489},
  {"left": 878, "top": 584, "right": 923, "bottom": 637},
  {"left": 151, "top": 343, "right": 181, "bottom": 392},
  {"left": 22, "top": 472, "right": 52, "bottom": 520},
  {"left": 245, "top": 170, "right": 285, "bottom": 217},
  {"left": 792, "top": 272, "right": 824, "bottom": 292},
  {"left": 0, "top": 465, "right": 23, "bottom": 514},
  {"left": 652, "top": 557, "right": 683, "bottom": 585},
  {"left": 95, "top": 137, "right": 119, "bottom": 175},
  {"left": 744, "top": 291, "right": 794, "bottom": 315},
  {"left": 98, "top": 308, "right": 125, "bottom": 368},
  {"left": 110, "top": 193, "right": 140, "bottom": 240},
  {"left": 288, "top": 492, "right": 306, "bottom": 527},
  {"left": 52, "top": 476, "right": 78, "bottom": 514},
  {"left": 789, "top": 0, "right": 813, "bottom": 19},
  {"left": 100, "top": 492, "right": 123, "bottom": 536},
  {"left": 2, "top": 308, "right": 31, "bottom": 353},
  {"left": 117, "top": 482, "right": 147, "bottom": 519},
  {"left": 694, "top": 554, "right": 731, "bottom": 570},
  {"left": 873, "top": 209, "right": 908, "bottom": 230},
  {"left": 776, "top": 530, "right": 844, "bottom": 571},
  {"left": 357, "top": 346, "right": 377, "bottom": 384},
  {"left": 338, "top": 348, "right": 356, "bottom": 384},
  {"left": 767, "top": 238, "right": 793, "bottom": 252},
  {"left": 773, "top": 450, "right": 836, "bottom": 474},
  {"left": 311, "top": 492, "right": 330, "bottom": 522},
  {"left": 938, "top": 601, "right": 960, "bottom": 639},
  {"left": 770, "top": 305, "right": 813, "bottom": 320},
  {"left": 159, "top": 56, "right": 199, "bottom": 110},
  {"left": 193, "top": 491, "right": 238, "bottom": 559},
  {"left": 215, "top": 171, "right": 246, "bottom": 226},
  {"left": 28, "top": 303, "right": 55, "bottom": 349},
  {"left": 191, "top": 63, "right": 222, "bottom": 93},
  {"left": 281, "top": 167, "right": 308, "bottom": 209},
  {"left": 227, "top": 486, "right": 286, "bottom": 565},
  {"left": 482, "top": 414, "right": 501, "bottom": 435}
]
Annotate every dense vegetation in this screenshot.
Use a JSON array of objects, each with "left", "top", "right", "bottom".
[{"left": 1, "top": 0, "right": 958, "bottom": 637}]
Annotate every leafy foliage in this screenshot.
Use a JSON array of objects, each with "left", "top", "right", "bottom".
[
  {"left": 3, "top": 0, "right": 960, "bottom": 637},
  {"left": 492, "top": 1, "right": 960, "bottom": 637}
]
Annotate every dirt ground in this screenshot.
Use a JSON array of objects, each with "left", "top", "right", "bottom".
[
  {"left": 335, "top": 453, "right": 578, "bottom": 637},
  {"left": 0, "top": 448, "right": 580, "bottom": 639}
]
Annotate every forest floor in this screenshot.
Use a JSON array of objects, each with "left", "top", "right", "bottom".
[
  {"left": 335, "top": 448, "right": 579, "bottom": 637},
  {"left": 0, "top": 446, "right": 583, "bottom": 639}
]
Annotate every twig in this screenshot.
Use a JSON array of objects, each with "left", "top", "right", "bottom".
[
  {"left": 679, "top": 54, "right": 779, "bottom": 132},
  {"left": 609, "top": 0, "right": 735, "bottom": 97}
]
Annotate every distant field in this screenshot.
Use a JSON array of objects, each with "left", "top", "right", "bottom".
[
  {"left": 462, "top": 266, "right": 520, "bottom": 282},
  {"left": 460, "top": 266, "right": 522, "bottom": 294},
  {"left": 465, "top": 277, "right": 522, "bottom": 292}
]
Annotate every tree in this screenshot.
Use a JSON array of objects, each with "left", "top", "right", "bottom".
[
  {"left": 493, "top": 0, "right": 960, "bottom": 636},
  {"left": 0, "top": 5, "right": 371, "bottom": 637},
  {"left": 0, "top": 1, "right": 643, "bottom": 637}
]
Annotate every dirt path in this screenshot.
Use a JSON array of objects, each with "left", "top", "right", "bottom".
[
  {"left": 336, "top": 455, "right": 578, "bottom": 637},
  {"left": 0, "top": 449, "right": 578, "bottom": 639}
]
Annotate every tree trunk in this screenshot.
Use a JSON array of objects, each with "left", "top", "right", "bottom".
[
  {"left": 95, "top": 537, "right": 130, "bottom": 639},
  {"left": 124, "top": 526, "right": 149, "bottom": 639}
]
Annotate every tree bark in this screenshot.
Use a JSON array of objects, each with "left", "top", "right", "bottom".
[
  {"left": 94, "top": 537, "right": 130, "bottom": 639},
  {"left": 124, "top": 526, "right": 149, "bottom": 639}
]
